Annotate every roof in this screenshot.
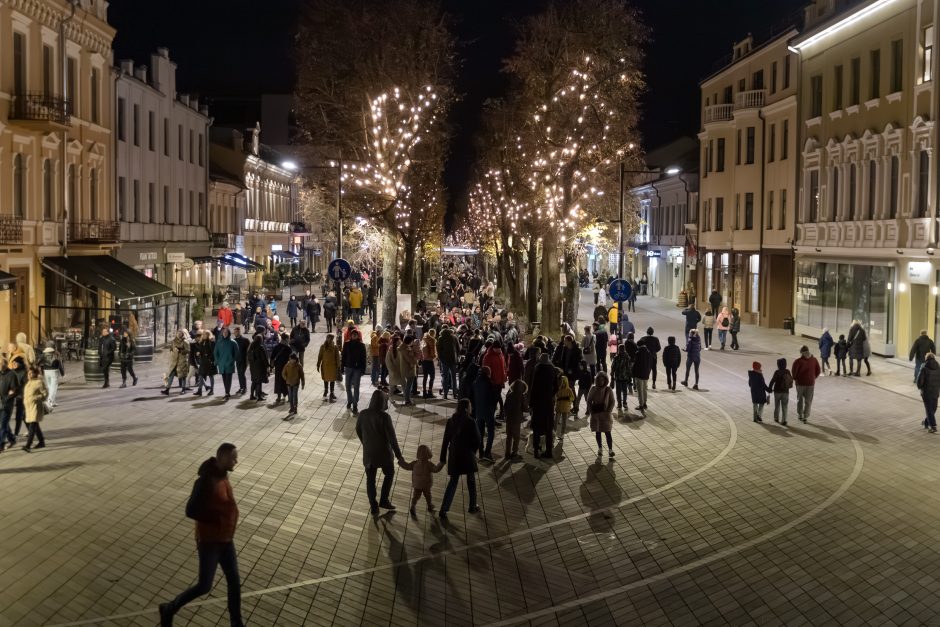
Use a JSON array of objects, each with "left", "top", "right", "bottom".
[{"left": 644, "top": 137, "right": 699, "bottom": 172}]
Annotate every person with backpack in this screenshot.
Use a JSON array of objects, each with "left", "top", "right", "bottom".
[
  {"left": 637, "top": 327, "right": 661, "bottom": 389},
  {"left": 748, "top": 362, "right": 770, "bottom": 423},
  {"left": 160, "top": 443, "right": 243, "bottom": 627},
  {"left": 818, "top": 328, "right": 834, "bottom": 375},
  {"left": 681, "top": 304, "right": 701, "bottom": 350},
  {"left": 916, "top": 352, "right": 940, "bottom": 433},
  {"left": 632, "top": 344, "right": 653, "bottom": 411},
  {"left": 610, "top": 345, "right": 632, "bottom": 411},
  {"left": 910, "top": 330, "right": 936, "bottom": 385},
  {"left": 662, "top": 337, "right": 681, "bottom": 391},
  {"left": 39, "top": 345, "right": 64, "bottom": 409},
  {"left": 681, "top": 329, "right": 703, "bottom": 390},
  {"left": 702, "top": 309, "right": 715, "bottom": 350},
  {"left": 768, "top": 357, "right": 793, "bottom": 425},
  {"left": 581, "top": 325, "right": 597, "bottom": 376},
  {"left": 729, "top": 307, "right": 742, "bottom": 350},
  {"left": 716, "top": 306, "right": 731, "bottom": 350}
]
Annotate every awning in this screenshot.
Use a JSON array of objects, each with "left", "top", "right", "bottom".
[
  {"left": 43, "top": 255, "right": 174, "bottom": 303},
  {"left": 272, "top": 250, "right": 301, "bottom": 263},
  {"left": 0, "top": 270, "right": 15, "bottom": 291},
  {"left": 218, "top": 252, "right": 265, "bottom": 272}
]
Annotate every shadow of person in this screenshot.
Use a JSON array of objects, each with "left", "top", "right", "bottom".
[
  {"left": 499, "top": 463, "right": 547, "bottom": 505},
  {"left": 758, "top": 422, "right": 793, "bottom": 437},
  {"left": 332, "top": 416, "right": 357, "bottom": 439},
  {"left": 579, "top": 458, "right": 623, "bottom": 534},
  {"left": 381, "top": 524, "right": 422, "bottom": 610}
]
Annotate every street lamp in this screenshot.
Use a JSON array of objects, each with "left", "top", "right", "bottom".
[{"left": 617, "top": 163, "right": 681, "bottom": 279}]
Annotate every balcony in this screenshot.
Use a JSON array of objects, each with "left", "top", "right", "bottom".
[
  {"left": 703, "top": 104, "right": 733, "bottom": 124},
  {"left": 735, "top": 89, "right": 766, "bottom": 110},
  {"left": 10, "top": 93, "right": 71, "bottom": 128},
  {"left": 0, "top": 216, "right": 24, "bottom": 244},
  {"left": 210, "top": 232, "right": 236, "bottom": 250},
  {"left": 70, "top": 221, "right": 120, "bottom": 243}
]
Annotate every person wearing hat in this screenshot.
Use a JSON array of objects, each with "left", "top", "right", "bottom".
[
  {"left": 40, "top": 344, "right": 65, "bottom": 409},
  {"left": 748, "top": 362, "right": 770, "bottom": 423},
  {"left": 791, "top": 346, "right": 821, "bottom": 423}
]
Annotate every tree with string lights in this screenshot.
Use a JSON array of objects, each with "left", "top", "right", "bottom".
[{"left": 504, "top": 0, "right": 647, "bottom": 332}]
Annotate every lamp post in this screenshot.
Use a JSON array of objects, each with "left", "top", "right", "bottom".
[{"left": 617, "top": 164, "right": 681, "bottom": 280}]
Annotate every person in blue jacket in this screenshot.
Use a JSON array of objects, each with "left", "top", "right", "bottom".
[
  {"left": 818, "top": 328, "right": 834, "bottom": 375},
  {"left": 748, "top": 361, "right": 771, "bottom": 423}
]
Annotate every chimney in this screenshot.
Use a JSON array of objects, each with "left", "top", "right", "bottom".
[
  {"left": 134, "top": 65, "right": 148, "bottom": 83},
  {"left": 157, "top": 47, "right": 170, "bottom": 59},
  {"left": 179, "top": 93, "right": 190, "bottom": 107},
  {"left": 120, "top": 59, "right": 133, "bottom": 75}
]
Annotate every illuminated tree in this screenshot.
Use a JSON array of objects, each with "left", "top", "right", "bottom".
[{"left": 505, "top": 0, "right": 647, "bottom": 332}]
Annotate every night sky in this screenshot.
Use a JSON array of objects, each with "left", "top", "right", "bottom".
[{"left": 109, "top": 0, "right": 806, "bottom": 226}]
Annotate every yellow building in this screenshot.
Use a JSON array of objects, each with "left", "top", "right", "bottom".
[
  {"left": 0, "top": 0, "right": 116, "bottom": 348},
  {"left": 792, "top": 0, "right": 936, "bottom": 356},
  {"left": 698, "top": 29, "right": 800, "bottom": 327}
]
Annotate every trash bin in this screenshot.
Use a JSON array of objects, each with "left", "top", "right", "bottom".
[{"left": 782, "top": 316, "right": 795, "bottom": 335}]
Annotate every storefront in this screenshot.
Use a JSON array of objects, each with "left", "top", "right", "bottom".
[
  {"left": 795, "top": 259, "right": 896, "bottom": 355},
  {"left": 648, "top": 247, "right": 686, "bottom": 303},
  {"left": 114, "top": 242, "right": 213, "bottom": 299}
]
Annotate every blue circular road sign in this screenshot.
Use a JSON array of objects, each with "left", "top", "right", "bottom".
[
  {"left": 327, "top": 258, "right": 352, "bottom": 281},
  {"left": 608, "top": 278, "right": 633, "bottom": 302}
]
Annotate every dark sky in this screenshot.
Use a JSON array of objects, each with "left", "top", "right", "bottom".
[{"left": 110, "top": 0, "right": 806, "bottom": 227}]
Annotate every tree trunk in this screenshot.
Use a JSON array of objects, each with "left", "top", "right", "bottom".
[
  {"left": 402, "top": 241, "right": 416, "bottom": 296},
  {"left": 563, "top": 246, "right": 579, "bottom": 327},
  {"left": 511, "top": 248, "right": 526, "bottom": 314},
  {"left": 380, "top": 226, "right": 399, "bottom": 326},
  {"left": 541, "top": 230, "right": 560, "bottom": 335},
  {"left": 527, "top": 236, "right": 539, "bottom": 324}
]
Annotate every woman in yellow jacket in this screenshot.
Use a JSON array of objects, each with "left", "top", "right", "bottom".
[
  {"left": 316, "top": 334, "right": 341, "bottom": 401},
  {"left": 554, "top": 375, "right": 575, "bottom": 442}
]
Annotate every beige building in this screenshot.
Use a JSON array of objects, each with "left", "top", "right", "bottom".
[
  {"left": 792, "top": 0, "right": 936, "bottom": 355},
  {"left": 0, "top": 0, "right": 116, "bottom": 347},
  {"left": 697, "top": 29, "right": 800, "bottom": 327}
]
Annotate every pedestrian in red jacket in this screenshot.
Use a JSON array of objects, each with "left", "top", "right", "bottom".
[{"left": 791, "top": 346, "right": 821, "bottom": 424}]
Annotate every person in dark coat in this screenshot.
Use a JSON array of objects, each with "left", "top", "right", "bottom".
[
  {"left": 846, "top": 320, "right": 867, "bottom": 376},
  {"left": 631, "top": 345, "right": 653, "bottom": 411},
  {"left": 246, "top": 335, "right": 269, "bottom": 401},
  {"left": 473, "top": 366, "right": 498, "bottom": 461},
  {"left": 232, "top": 327, "right": 250, "bottom": 395},
  {"left": 341, "top": 329, "right": 368, "bottom": 414},
  {"left": 437, "top": 327, "right": 459, "bottom": 399},
  {"left": 438, "top": 398, "right": 481, "bottom": 519},
  {"left": 682, "top": 329, "right": 703, "bottom": 389},
  {"left": 0, "top": 360, "right": 22, "bottom": 451},
  {"left": 356, "top": 390, "right": 405, "bottom": 514},
  {"left": 662, "top": 336, "right": 681, "bottom": 391},
  {"left": 910, "top": 330, "right": 936, "bottom": 384},
  {"left": 708, "top": 289, "right": 722, "bottom": 316},
  {"left": 98, "top": 328, "right": 117, "bottom": 389},
  {"left": 681, "top": 305, "right": 702, "bottom": 350},
  {"left": 818, "top": 328, "right": 834, "bottom": 375},
  {"left": 193, "top": 332, "right": 216, "bottom": 397},
  {"left": 748, "top": 361, "right": 770, "bottom": 423},
  {"left": 118, "top": 330, "right": 138, "bottom": 388},
  {"left": 506, "top": 343, "right": 524, "bottom": 384},
  {"left": 594, "top": 323, "right": 609, "bottom": 373},
  {"left": 729, "top": 307, "right": 742, "bottom": 350},
  {"left": 530, "top": 353, "right": 559, "bottom": 457},
  {"left": 637, "top": 327, "right": 662, "bottom": 389},
  {"left": 322, "top": 293, "right": 338, "bottom": 333},
  {"left": 305, "top": 298, "right": 321, "bottom": 333},
  {"left": 214, "top": 328, "right": 239, "bottom": 400},
  {"left": 270, "top": 334, "right": 293, "bottom": 404},
  {"left": 289, "top": 320, "right": 311, "bottom": 365},
  {"left": 286, "top": 296, "right": 299, "bottom": 327},
  {"left": 916, "top": 352, "right": 940, "bottom": 433}
]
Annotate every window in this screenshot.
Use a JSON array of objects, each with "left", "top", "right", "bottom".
[
  {"left": 13, "top": 154, "right": 25, "bottom": 218},
  {"left": 744, "top": 192, "right": 754, "bottom": 229},
  {"left": 178, "top": 188, "right": 184, "bottom": 223},
  {"left": 42, "top": 44, "right": 53, "bottom": 95},
  {"left": 917, "top": 149, "right": 930, "bottom": 217},
  {"left": 738, "top": 78, "right": 746, "bottom": 92},
  {"left": 925, "top": 26, "right": 935, "bottom": 83},
  {"left": 809, "top": 170, "right": 820, "bottom": 222},
  {"left": 850, "top": 57, "right": 861, "bottom": 105},
  {"left": 735, "top": 194, "right": 741, "bottom": 229},
  {"left": 716, "top": 138, "right": 725, "bottom": 172},
  {"left": 771, "top": 62, "right": 778, "bottom": 94},
  {"left": 867, "top": 160, "right": 877, "bottom": 220},
  {"left": 722, "top": 85, "right": 732, "bottom": 104},
  {"left": 708, "top": 139, "right": 713, "bottom": 172},
  {"left": 199, "top": 192, "right": 206, "bottom": 226},
  {"left": 164, "top": 185, "right": 170, "bottom": 223},
  {"left": 189, "top": 191, "right": 195, "bottom": 225},
  {"left": 133, "top": 104, "right": 140, "bottom": 146},
  {"left": 163, "top": 118, "right": 169, "bottom": 156},
  {"left": 890, "top": 40, "right": 903, "bottom": 93},
  {"left": 702, "top": 147, "right": 708, "bottom": 178},
  {"left": 833, "top": 65, "right": 843, "bottom": 111},
  {"left": 148, "top": 111, "right": 155, "bottom": 151},
  {"left": 133, "top": 179, "right": 140, "bottom": 223},
  {"left": 189, "top": 129, "right": 194, "bottom": 164},
  {"left": 890, "top": 156, "right": 899, "bottom": 218},
  {"left": 13, "top": 32, "right": 26, "bottom": 95},
  {"left": 870, "top": 49, "right": 881, "bottom": 99},
  {"left": 745, "top": 126, "right": 755, "bottom": 164},
  {"left": 848, "top": 164, "right": 857, "bottom": 220},
  {"left": 118, "top": 176, "right": 127, "bottom": 220},
  {"left": 91, "top": 68, "right": 100, "bottom": 124},
  {"left": 784, "top": 55, "right": 791, "bottom": 89},
  {"left": 148, "top": 182, "right": 155, "bottom": 223},
  {"left": 831, "top": 167, "right": 840, "bottom": 220},
  {"left": 68, "top": 165, "right": 76, "bottom": 217},
  {"left": 768, "top": 124, "right": 776, "bottom": 162},
  {"left": 90, "top": 168, "right": 98, "bottom": 220},
  {"left": 782, "top": 120, "right": 789, "bottom": 160},
  {"left": 117, "top": 97, "right": 126, "bottom": 141},
  {"left": 752, "top": 70, "right": 764, "bottom": 90},
  {"left": 716, "top": 197, "right": 724, "bottom": 231},
  {"left": 66, "top": 57, "right": 77, "bottom": 114},
  {"left": 810, "top": 74, "right": 823, "bottom": 117},
  {"left": 736, "top": 129, "right": 742, "bottom": 165},
  {"left": 198, "top": 134, "right": 205, "bottom": 166},
  {"left": 780, "top": 189, "right": 787, "bottom": 229},
  {"left": 767, "top": 190, "right": 775, "bottom": 229},
  {"left": 178, "top": 125, "right": 183, "bottom": 160},
  {"left": 42, "top": 159, "right": 54, "bottom": 219}
]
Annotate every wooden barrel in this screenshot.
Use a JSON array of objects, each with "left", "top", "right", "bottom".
[
  {"left": 135, "top": 334, "right": 155, "bottom": 363},
  {"left": 83, "top": 348, "right": 103, "bottom": 383}
]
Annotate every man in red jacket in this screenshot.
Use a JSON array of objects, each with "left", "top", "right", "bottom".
[
  {"left": 481, "top": 340, "right": 507, "bottom": 417},
  {"left": 161, "top": 444, "right": 242, "bottom": 627},
  {"left": 791, "top": 346, "right": 821, "bottom": 424}
]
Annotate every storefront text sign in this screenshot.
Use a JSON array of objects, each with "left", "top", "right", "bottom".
[{"left": 167, "top": 252, "right": 185, "bottom": 263}]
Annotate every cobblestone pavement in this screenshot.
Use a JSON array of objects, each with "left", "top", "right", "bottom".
[{"left": 1, "top": 290, "right": 937, "bottom": 627}]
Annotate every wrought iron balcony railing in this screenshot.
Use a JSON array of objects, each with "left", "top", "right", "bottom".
[
  {"left": 0, "top": 215, "right": 23, "bottom": 244},
  {"left": 10, "top": 93, "right": 71, "bottom": 126},
  {"left": 70, "top": 220, "right": 120, "bottom": 243}
]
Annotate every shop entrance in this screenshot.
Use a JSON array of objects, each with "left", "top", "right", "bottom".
[
  {"left": 911, "top": 283, "right": 929, "bottom": 343},
  {"left": 9, "top": 267, "right": 29, "bottom": 341}
]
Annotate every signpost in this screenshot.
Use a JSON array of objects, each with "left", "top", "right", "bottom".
[
  {"left": 608, "top": 278, "right": 633, "bottom": 302},
  {"left": 327, "top": 258, "right": 351, "bottom": 282}
]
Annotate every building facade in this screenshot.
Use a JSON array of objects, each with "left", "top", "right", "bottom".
[
  {"left": 112, "top": 49, "right": 212, "bottom": 296},
  {"left": 697, "top": 29, "right": 800, "bottom": 326},
  {"left": 792, "top": 0, "right": 937, "bottom": 356},
  {"left": 0, "top": 0, "right": 115, "bottom": 346}
]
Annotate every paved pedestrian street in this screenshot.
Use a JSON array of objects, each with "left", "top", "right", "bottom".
[{"left": 2, "top": 291, "right": 938, "bottom": 627}]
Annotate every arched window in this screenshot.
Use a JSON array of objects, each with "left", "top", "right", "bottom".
[
  {"left": 43, "top": 159, "right": 54, "bottom": 219},
  {"left": 867, "top": 160, "right": 877, "bottom": 220},
  {"left": 830, "top": 166, "right": 840, "bottom": 221},
  {"left": 89, "top": 168, "right": 98, "bottom": 220},
  {"left": 12, "top": 154, "right": 25, "bottom": 218},
  {"left": 68, "top": 164, "right": 76, "bottom": 218}
]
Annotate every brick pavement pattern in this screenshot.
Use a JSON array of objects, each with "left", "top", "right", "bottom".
[{"left": 0, "top": 289, "right": 937, "bottom": 626}]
